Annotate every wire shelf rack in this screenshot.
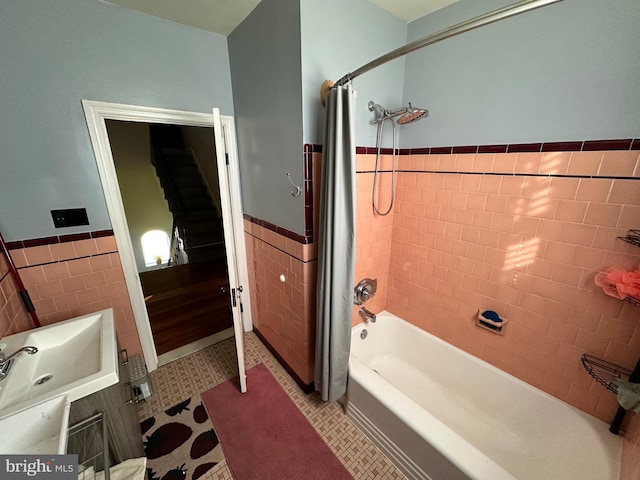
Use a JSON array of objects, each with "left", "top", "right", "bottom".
[
  {"left": 581, "top": 354, "right": 632, "bottom": 394},
  {"left": 625, "top": 295, "right": 640, "bottom": 306},
  {"left": 68, "top": 412, "right": 110, "bottom": 480},
  {"left": 617, "top": 229, "right": 640, "bottom": 248}
]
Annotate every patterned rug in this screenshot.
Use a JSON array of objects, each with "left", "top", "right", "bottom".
[{"left": 140, "top": 395, "right": 224, "bottom": 480}]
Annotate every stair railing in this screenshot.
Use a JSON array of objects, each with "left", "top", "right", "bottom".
[{"left": 168, "top": 221, "right": 188, "bottom": 266}]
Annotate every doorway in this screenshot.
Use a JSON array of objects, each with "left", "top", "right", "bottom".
[
  {"left": 105, "top": 120, "right": 233, "bottom": 358},
  {"left": 83, "top": 101, "right": 250, "bottom": 392}
]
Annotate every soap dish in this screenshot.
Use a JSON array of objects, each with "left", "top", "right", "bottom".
[{"left": 476, "top": 310, "right": 508, "bottom": 335}]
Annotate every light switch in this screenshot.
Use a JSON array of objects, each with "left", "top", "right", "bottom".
[{"left": 51, "top": 208, "right": 89, "bottom": 228}]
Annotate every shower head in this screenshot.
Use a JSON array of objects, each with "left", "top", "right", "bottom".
[
  {"left": 396, "top": 103, "right": 429, "bottom": 124},
  {"left": 368, "top": 101, "right": 428, "bottom": 125}
]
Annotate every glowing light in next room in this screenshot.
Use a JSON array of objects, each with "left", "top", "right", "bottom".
[{"left": 141, "top": 230, "right": 170, "bottom": 267}]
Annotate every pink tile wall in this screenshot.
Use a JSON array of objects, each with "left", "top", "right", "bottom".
[
  {"left": 244, "top": 220, "right": 317, "bottom": 384},
  {"left": 4, "top": 236, "right": 142, "bottom": 357},
  {"left": 353, "top": 155, "right": 395, "bottom": 324},
  {"left": 356, "top": 149, "right": 640, "bottom": 472},
  {"left": 0, "top": 252, "right": 35, "bottom": 336}
]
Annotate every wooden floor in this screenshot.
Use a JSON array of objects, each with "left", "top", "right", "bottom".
[{"left": 139, "top": 259, "right": 233, "bottom": 355}]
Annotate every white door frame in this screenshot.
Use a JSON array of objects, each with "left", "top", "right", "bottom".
[{"left": 82, "top": 100, "right": 252, "bottom": 373}]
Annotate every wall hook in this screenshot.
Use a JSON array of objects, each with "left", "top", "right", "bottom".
[{"left": 286, "top": 173, "right": 302, "bottom": 197}]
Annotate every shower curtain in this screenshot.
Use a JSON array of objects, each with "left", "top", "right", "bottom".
[{"left": 315, "top": 83, "right": 356, "bottom": 402}]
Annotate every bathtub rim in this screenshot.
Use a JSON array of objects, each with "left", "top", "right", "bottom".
[
  {"left": 348, "top": 354, "right": 517, "bottom": 480},
  {"left": 348, "top": 310, "right": 623, "bottom": 480},
  {"left": 352, "top": 311, "right": 623, "bottom": 427}
]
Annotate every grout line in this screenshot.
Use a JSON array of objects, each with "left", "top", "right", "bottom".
[
  {"left": 15, "top": 251, "right": 118, "bottom": 270},
  {"left": 356, "top": 169, "right": 640, "bottom": 180},
  {"left": 245, "top": 231, "right": 318, "bottom": 264}
]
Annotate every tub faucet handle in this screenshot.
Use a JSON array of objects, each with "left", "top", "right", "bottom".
[{"left": 354, "top": 278, "right": 377, "bottom": 305}]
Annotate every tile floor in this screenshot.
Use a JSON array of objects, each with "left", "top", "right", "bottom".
[{"left": 138, "top": 332, "right": 406, "bottom": 480}]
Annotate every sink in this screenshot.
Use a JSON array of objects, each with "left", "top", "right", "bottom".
[
  {"left": 0, "top": 394, "right": 70, "bottom": 454},
  {"left": 0, "top": 308, "right": 118, "bottom": 415}
]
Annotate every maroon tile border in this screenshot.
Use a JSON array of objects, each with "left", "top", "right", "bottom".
[
  {"left": 541, "top": 141, "right": 583, "bottom": 152},
  {"left": 478, "top": 144, "right": 508, "bottom": 154},
  {"left": 22, "top": 236, "right": 59, "bottom": 248},
  {"left": 3, "top": 241, "right": 25, "bottom": 251},
  {"left": 350, "top": 138, "right": 639, "bottom": 155},
  {"left": 452, "top": 145, "right": 478, "bottom": 154},
  {"left": 303, "top": 144, "right": 314, "bottom": 238},
  {"left": 431, "top": 146, "right": 453, "bottom": 155},
  {"left": 58, "top": 233, "right": 92, "bottom": 243},
  {"left": 244, "top": 214, "right": 312, "bottom": 245},
  {"left": 507, "top": 143, "right": 542, "bottom": 153},
  {"left": 91, "top": 229, "right": 114, "bottom": 238},
  {"left": 409, "top": 147, "right": 431, "bottom": 155},
  {"left": 583, "top": 139, "right": 634, "bottom": 151},
  {"left": 6, "top": 229, "right": 114, "bottom": 250}
]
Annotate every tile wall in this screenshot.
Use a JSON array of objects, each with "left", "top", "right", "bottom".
[
  {"left": 355, "top": 147, "right": 640, "bottom": 479},
  {"left": 242, "top": 148, "right": 322, "bottom": 387},
  {"left": 0, "top": 251, "right": 34, "bottom": 336},
  {"left": 1, "top": 233, "right": 142, "bottom": 357},
  {"left": 244, "top": 220, "right": 318, "bottom": 385}
]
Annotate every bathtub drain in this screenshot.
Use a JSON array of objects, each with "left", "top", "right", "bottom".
[{"left": 360, "top": 329, "right": 368, "bottom": 339}]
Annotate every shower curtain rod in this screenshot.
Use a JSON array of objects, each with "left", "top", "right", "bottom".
[{"left": 321, "top": 0, "right": 564, "bottom": 103}]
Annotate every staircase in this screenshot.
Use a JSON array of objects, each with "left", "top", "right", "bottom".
[{"left": 150, "top": 126, "right": 225, "bottom": 264}]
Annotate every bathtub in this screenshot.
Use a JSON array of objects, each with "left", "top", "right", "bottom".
[{"left": 346, "top": 311, "right": 621, "bottom": 480}]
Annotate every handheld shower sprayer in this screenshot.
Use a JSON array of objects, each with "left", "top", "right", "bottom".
[{"left": 368, "top": 99, "right": 429, "bottom": 216}]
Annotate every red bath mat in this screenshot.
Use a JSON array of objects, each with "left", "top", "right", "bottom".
[{"left": 201, "top": 363, "right": 353, "bottom": 480}]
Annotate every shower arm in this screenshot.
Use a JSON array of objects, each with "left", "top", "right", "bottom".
[{"left": 321, "top": 0, "right": 564, "bottom": 103}]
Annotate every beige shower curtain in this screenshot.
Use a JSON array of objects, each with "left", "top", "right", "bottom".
[{"left": 315, "top": 83, "right": 356, "bottom": 402}]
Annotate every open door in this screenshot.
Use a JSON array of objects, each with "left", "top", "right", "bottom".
[
  {"left": 213, "top": 108, "right": 247, "bottom": 393},
  {"left": 83, "top": 100, "right": 251, "bottom": 384}
]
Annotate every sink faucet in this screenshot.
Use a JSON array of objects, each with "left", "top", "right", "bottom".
[
  {"left": 358, "top": 307, "right": 377, "bottom": 323},
  {"left": 0, "top": 346, "right": 38, "bottom": 381}
]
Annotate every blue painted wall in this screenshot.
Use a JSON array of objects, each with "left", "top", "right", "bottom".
[
  {"left": 400, "top": 0, "right": 640, "bottom": 148},
  {"left": 300, "top": 0, "right": 407, "bottom": 148},
  {"left": 0, "top": 0, "right": 234, "bottom": 241},
  {"left": 3, "top": 0, "right": 637, "bottom": 241},
  {"left": 228, "top": 0, "right": 305, "bottom": 235}
]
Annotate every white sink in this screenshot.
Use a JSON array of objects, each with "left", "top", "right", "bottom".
[
  {"left": 0, "top": 309, "right": 118, "bottom": 415},
  {"left": 0, "top": 395, "right": 70, "bottom": 454}
]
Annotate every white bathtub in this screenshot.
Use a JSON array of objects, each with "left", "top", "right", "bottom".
[{"left": 346, "top": 311, "right": 621, "bottom": 480}]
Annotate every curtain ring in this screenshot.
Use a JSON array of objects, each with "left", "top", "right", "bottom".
[{"left": 286, "top": 173, "right": 302, "bottom": 197}]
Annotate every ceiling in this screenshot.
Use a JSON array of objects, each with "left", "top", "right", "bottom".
[{"left": 101, "top": 0, "right": 461, "bottom": 36}]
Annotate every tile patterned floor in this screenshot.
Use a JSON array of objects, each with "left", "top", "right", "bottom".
[{"left": 138, "top": 331, "right": 407, "bottom": 480}]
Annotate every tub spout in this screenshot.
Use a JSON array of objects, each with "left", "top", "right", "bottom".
[{"left": 359, "top": 307, "right": 377, "bottom": 323}]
